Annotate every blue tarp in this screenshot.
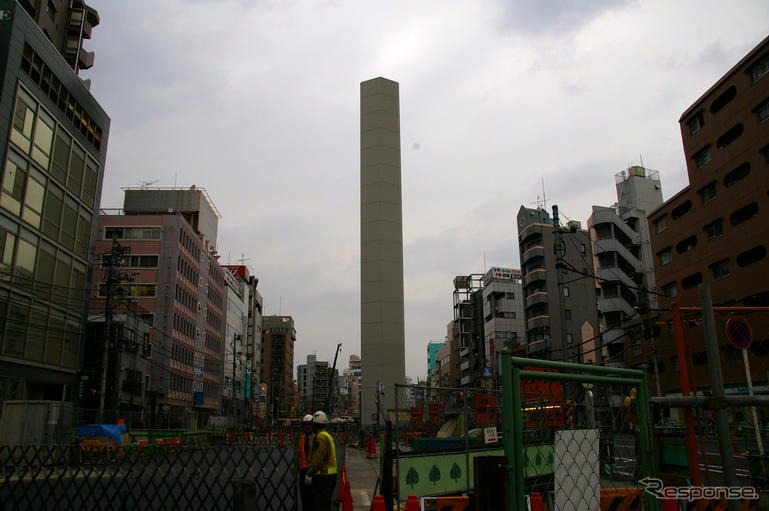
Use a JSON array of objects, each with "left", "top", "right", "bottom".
[{"left": 76, "top": 424, "right": 126, "bottom": 446}]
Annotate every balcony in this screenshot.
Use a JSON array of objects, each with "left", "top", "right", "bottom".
[
  {"left": 460, "top": 375, "right": 471, "bottom": 386},
  {"left": 598, "top": 297, "right": 635, "bottom": 317},
  {"left": 526, "top": 314, "right": 550, "bottom": 331},
  {"left": 528, "top": 339, "right": 548, "bottom": 354},
  {"left": 526, "top": 291, "right": 549, "bottom": 307},
  {"left": 460, "top": 361, "right": 470, "bottom": 372},
  {"left": 523, "top": 268, "right": 547, "bottom": 287},
  {"left": 522, "top": 245, "right": 545, "bottom": 264},
  {"left": 600, "top": 327, "right": 626, "bottom": 345}
]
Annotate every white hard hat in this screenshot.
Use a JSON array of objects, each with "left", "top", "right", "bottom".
[
  {"left": 312, "top": 411, "right": 329, "bottom": 425},
  {"left": 302, "top": 414, "right": 313, "bottom": 424}
]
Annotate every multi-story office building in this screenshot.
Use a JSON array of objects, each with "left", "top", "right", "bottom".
[
  {"left": 262, "top": 315, "right": 295, "bottom": 421},
  {"left": 223, "top": 268, "right": 247, "bottom": 422},
  {"left": 0, "top": 1, "right": 109, "bottom": 417},
  {"left": 435, "top": 338, "right": 454, "bottom": 388},
  {"left": 631, "top": 35, "right": 769, "bottom": 396},
  {"left": 92, "top": 188, "right": 226, "bottom": 428},
  {"left": 222, "top": 264, "right": 263, "bottom": 421},
  {"left": 450, "top": 267, "right": 525, "bottom": 387},
  {"left": 481, "top": 267, "right": 526, "bottom": 382},
  {"left": 297, "top": 353, "right": 329, "bottom": 409},
  {"left": 517, "top": 206, "right": 599, "bottom": 363},
  {"left": 588, "top": 166, "right": 663, "bottom": 367}
]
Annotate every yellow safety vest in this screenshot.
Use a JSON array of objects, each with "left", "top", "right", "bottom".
[{"left": 317, "top": 430, "right": 337, "bottom": 475}]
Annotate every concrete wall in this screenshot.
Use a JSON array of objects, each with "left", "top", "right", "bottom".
[{"left": 360, "top": 77, "right": 405, "bottom": 425}]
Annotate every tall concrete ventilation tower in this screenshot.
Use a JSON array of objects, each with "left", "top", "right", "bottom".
[{"left": 360, "top": 77, "right": 406, "bottom": 426}]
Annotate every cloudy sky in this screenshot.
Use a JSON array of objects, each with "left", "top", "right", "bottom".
[{"left": 82, "top": 0, "right": 769, "bottom": 380}]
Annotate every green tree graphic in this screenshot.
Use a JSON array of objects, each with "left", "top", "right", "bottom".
[
  {"left": 429, "top": 464, "right": 441, "bottom": 485},
  {"left": 450, "top": 462, "right": 462, "bottom": 482},
  {"left": 406, "top": 467, "right": 419, "bottom": 488}
]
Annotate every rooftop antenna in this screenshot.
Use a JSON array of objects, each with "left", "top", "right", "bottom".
[
  {"left": 483, "top": 251, "right": 486, "bottom": 272},
  {"left": 140, "top": 180, "right": 158, "bottom": 189},
  {"left": 640, "top": 153, "right": 644, "bottom": 168},
  {"left": 238, "top": 253, "right": 251, "bottom": 266},
  {"left": 528, "top": 177, "right": 549, "bottom": 210}
]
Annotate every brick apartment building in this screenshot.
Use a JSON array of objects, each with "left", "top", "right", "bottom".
[{"left": 628, "top": 35, "right": 769, "bottom": 397}]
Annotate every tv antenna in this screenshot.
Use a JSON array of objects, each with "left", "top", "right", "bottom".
[
  {"left": 140, "top": 180, "right": 159, "bottom": 189},
  {"left": 528, "top": 177, "right": 549, "bottom": 210}
]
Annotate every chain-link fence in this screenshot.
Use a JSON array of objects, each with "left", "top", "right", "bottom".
[
  {"left": 0, "top": 443, "right": 297, "bottom": 511},
  {"left": 502, "top": 355, "right": 656, "bottom": 511}
]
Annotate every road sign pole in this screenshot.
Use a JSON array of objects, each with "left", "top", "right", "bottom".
[{"left": 743, "top": 349, "right": 764, "bottom": 456}]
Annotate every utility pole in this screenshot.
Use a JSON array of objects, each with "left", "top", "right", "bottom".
[
  {"left": 98, "top": 237, "right": 126, "bottom": 424},
  {"left": 552, "top": 205, "right": 569, "bottom": 363}
]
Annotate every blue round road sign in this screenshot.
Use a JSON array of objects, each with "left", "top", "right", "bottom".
[{"left": 726, "top": 317, "right": 752, "bottom": 350}]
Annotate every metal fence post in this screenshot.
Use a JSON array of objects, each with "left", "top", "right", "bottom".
[
  {"left": 638, "top": 377, "right": 659, "bottom": 511},
  {"left": 512, "top": 366, "right": 525, "bottom": 511},
  {"left": 502, "top": 351, "right": 515, "bottom": 511}
]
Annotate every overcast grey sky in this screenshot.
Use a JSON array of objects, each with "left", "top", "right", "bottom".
[{"left": 82, "top": 0, "right": 769, "bottom": 380}]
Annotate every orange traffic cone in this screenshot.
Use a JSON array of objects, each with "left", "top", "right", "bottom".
[
  {"left": 336, "top": 466, "right": 347, "bottom": 503},
  {"left": 342, "top": 479, "right": 354, "bottom": 511},
  {"left": 371, "top": 495, "right": 385, "bottom": 511},
  {"left": 405, "top": 495, "right": 419, "bottom": 511}
]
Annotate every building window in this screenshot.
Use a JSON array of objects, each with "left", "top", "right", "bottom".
[
  {"left": 658, "top": 248, "right": 672, "bottom": 266},
  {"left": 710, "top": 259, "right": 730, "bottom": 279},
  {"left": 580, "top": 243, "right": 586, "bottom": 256},
  {"left": 737, "top": 245, "right": 766, "bottom": 267},
  {"left": 756, "top": 97, "right": 769, "bottom": 124},
  {"left": 749, "top": 53, "right": 769, "bottom": 83},
  {"left": 703, "top": 219, "right": 723, "bottom": 240},
  {"left": 565, "top": 309, "right": 572, "bottom": 320},
  {"left": 698, "top": 182, "right": 717, "bottom": 204},
  {"left": 681, "top": 272, "right": 703, "bottom": 290},
  {"left": 0, "top": 151, "right": 27, "bottom": 216},
  {"left": 671, "top": 200, "right": 692, "bottom": 220},
  {"left": 662, "top": 282, "right": 677, "bottom": 298},
  {"left": 676, "top": 235, "right": 697, "bottom": 254},
  {"left": 563, "top": 287, "right": 569, "bottom": 297},
  {"left": 632, "top": 335, "right": 642, "bottom": 355},
  {"left": 654, "top": 215, "right": 668, "bottom": 233},
  {"left": 104, "top": 226, "right": 161, "bottom": 240},
  {"left": 687, "top": 111, "right": 704, "bottom": 135},
  {"left": 723, "top": 162, "right": 750, "bottom": 187},
  {"left": 693, "top": 147, "right": 711, "bottom": 168},
  {"left": 730, "top": 202, "right": 758, "bottom": 226},
  {"left": 710, "top": 86, "right": 736, "bottom": 114},
  {"left": 506, "top": 292, "right": 515, "bottom": 299},
  {"left": 567, "top": 333, "right": 574, "bottom": 345}
]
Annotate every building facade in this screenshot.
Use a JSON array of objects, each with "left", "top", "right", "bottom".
[
  {"left": 223, "top": 268, "right": 247, "bottom": 422},
  {"left": 222, "top": 264, "right": 263, "bottom": 422},
  {"left": 92, "top": 188, "right": 226, "bottom": 428},
  {"left": 480, "top": 267, "right": 526, "bottom": 384},
  {"left": 262, "top": 315, "right": 295, "bottom": 422},
  {"left": 0, "top": 1, "right": 109, "bottom": 418},
  {"left": 517, "top": 206, "right": 599, "bottom": 363},
  {"left": 588, "top": 166, "right": 663, "bottom": 367},
  {"left": 632, "top": 35, "right": 769, "bottom": 397},
  {"left": 16, "top": 0, "right": 99, "bottom": 75}
]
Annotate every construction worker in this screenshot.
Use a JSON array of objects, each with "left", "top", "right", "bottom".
[
  {"left": 298, "top": 414, "right": 315, "bottom": 511},
  {"left": 305, "top": 410, "right": 337, "bottom": 511}
]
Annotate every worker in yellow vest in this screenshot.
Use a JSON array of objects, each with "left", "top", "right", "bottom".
[
  {"left": 304, "top": 410, "right": 337, "bottom": 511},
  {"left": 298, "top": 414, "right": 315, "bottom": 511}
]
